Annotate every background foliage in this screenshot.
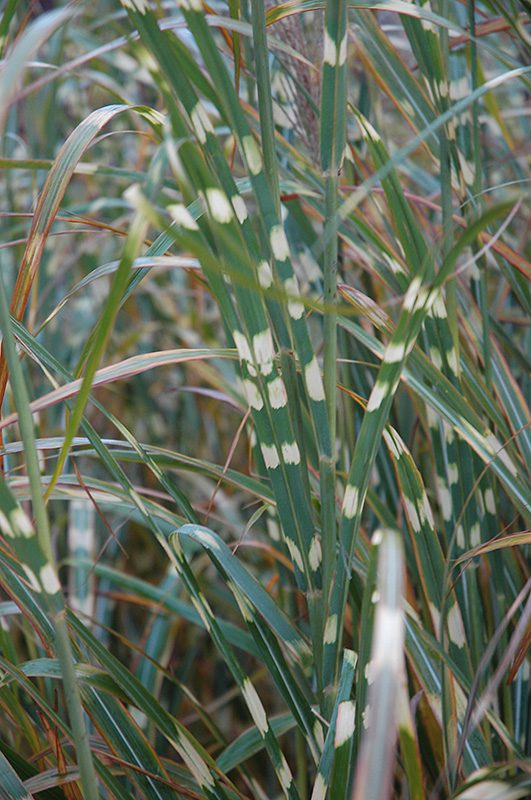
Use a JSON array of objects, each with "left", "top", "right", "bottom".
[{"left": 0, "top": 1, "right": 529, "bottom": 798}]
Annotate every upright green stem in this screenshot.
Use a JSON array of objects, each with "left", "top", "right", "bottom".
[
  {"left": 250, "top": 1, "right": 326, "bottom": 693},
  {"left": 323, "top": 175, "right": 338, "bottom": 447},
  {"left": 320, "top": 0, "right": 347, "bottom": 698},
  {"left": 320, "top": 0, "right": 346, "bottom": 439},
  {"left": 241, "top": 1, "right": 256, "bottom": 110},
  {"left": 250, "top": 0, "right": 281, "bottom": 215},
  {"left": 54, "top": 615, "right": 98, "bottom": 787},
  {"left": 468, "top": 0, "right": 491, "bottom": 386},
  {"left": 438, "top": 7, "right": 460, "bottom": 789},
  {"left": 322, "top": 174, "right": 339, "bottom": 621}
]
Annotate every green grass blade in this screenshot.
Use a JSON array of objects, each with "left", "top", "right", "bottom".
[
  {"left": 0, "top": 275, "right": 99, "bottom": 798},
  {"left": 0, "top": 747, "right": 34, "bottom": 800},
  {"left": 352, "top": 529, "right": 405, "bottom": 800}
]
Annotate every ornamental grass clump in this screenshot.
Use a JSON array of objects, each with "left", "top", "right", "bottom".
[{"left": 0, "top": 1, "right": 529, "bottom": 799}]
